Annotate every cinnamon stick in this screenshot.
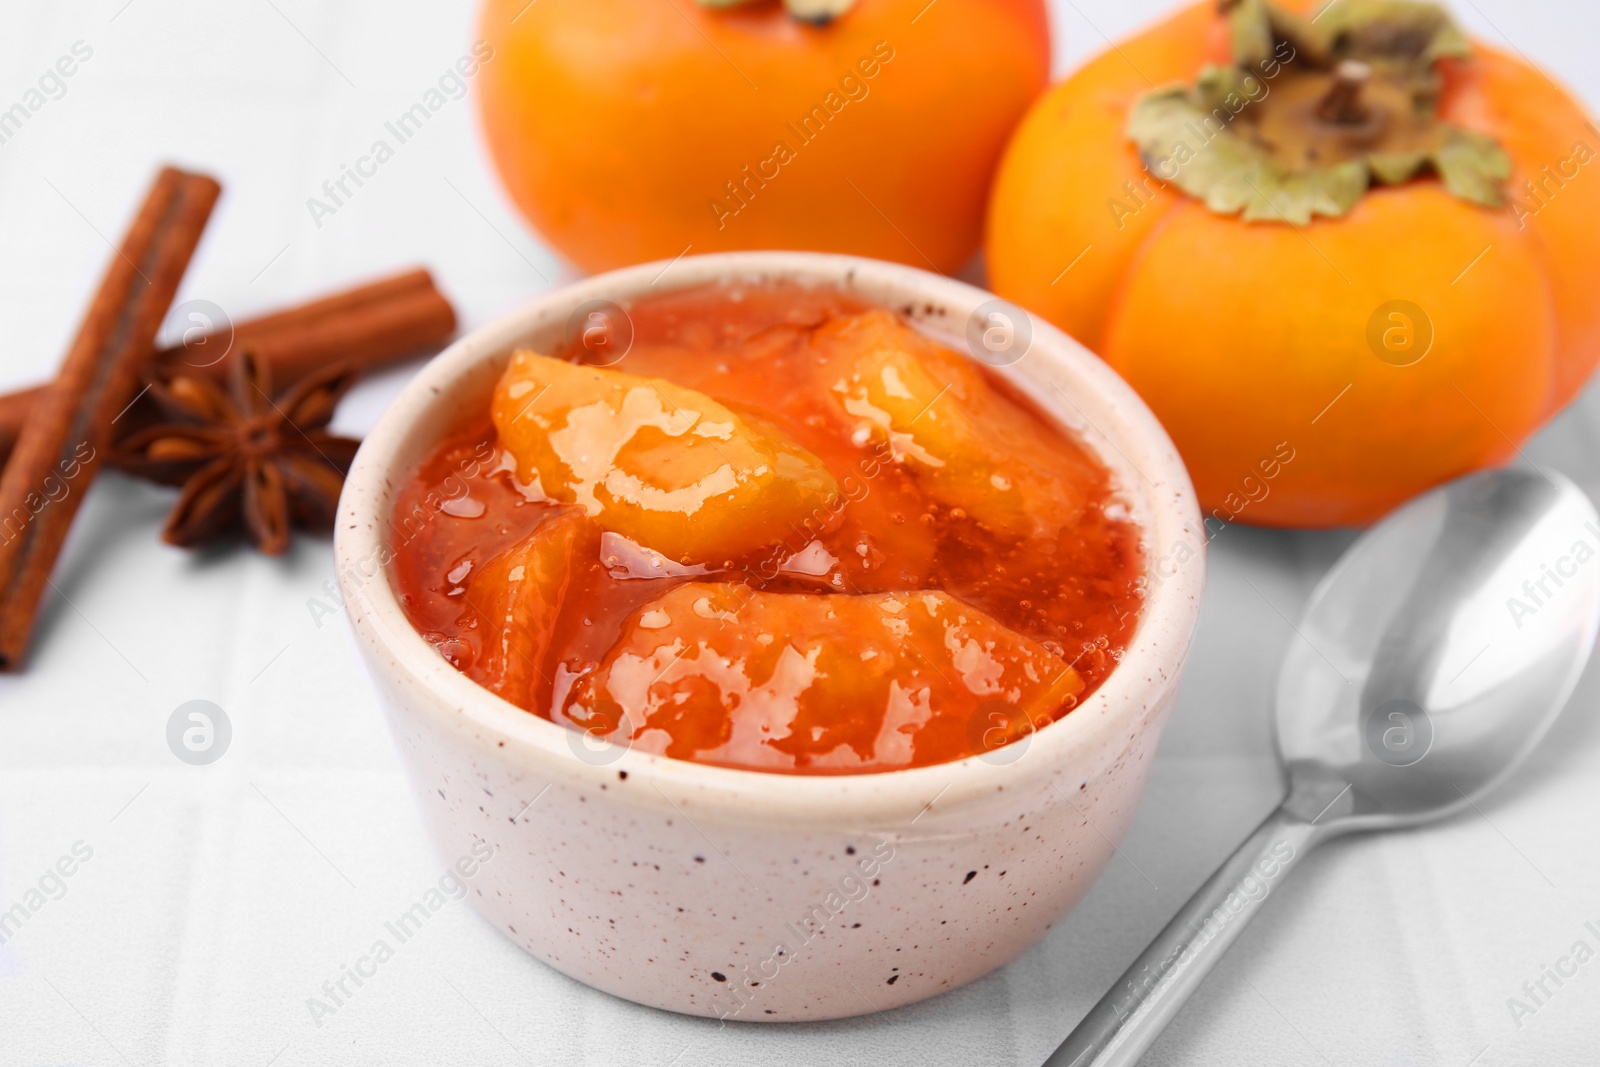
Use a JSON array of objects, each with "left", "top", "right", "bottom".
[
  {"left": 161, "top": 267, "right": 454, "bottom": 385},
  {"left": 0, "top": 268, "right": 456, "bottom": 467},
  {"left": 0, "top": 166, "right": 221, "bottom": 670},
  {"left": 0, "top": 389, "right": 33, "bottom": 471}
]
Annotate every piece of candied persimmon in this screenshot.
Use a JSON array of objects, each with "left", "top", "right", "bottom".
[
  {"left": 812, "top": 310, "right": 1101, "bottom": 539},
  {"left": 557, "top": 582, "right": 1084, "bottom": 773},
  {"left": 491, "top": 350, "right": 839, "bottom": 565},
  {"left": 459, "top": 507, "right": 595, "bottom": 711}
]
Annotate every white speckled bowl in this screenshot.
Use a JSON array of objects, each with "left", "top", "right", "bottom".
[{"left": 335, "top": 252, "right": 1204, "bottom": 1022}]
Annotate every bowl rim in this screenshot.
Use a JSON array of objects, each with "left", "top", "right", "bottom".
[{"left": 335, "top": 251, "right": 1204, "bottom": 830}]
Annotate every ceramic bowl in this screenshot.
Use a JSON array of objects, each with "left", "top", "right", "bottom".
[{"left": 335, "top": 251, "right": 1204, "bottom": 1022}]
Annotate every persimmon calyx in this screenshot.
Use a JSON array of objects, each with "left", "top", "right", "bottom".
[
  {"left": 695, "top": 0, "right": 856, "bottom": 24},
  {"left": 1130, "top": 0, "right": 1511, "bottom": 224}
]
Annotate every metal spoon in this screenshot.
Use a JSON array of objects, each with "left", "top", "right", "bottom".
[{"left": 1046, "top": 468, "right": 1600, "bottom": 1067}]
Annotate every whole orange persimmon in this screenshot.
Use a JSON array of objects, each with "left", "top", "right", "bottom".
[
  {"left": 987, "top": 0, "right": 1600, "bottom": 528},
  {"left": 476, "top": 0, "right": 1048, "bottom": 275}
]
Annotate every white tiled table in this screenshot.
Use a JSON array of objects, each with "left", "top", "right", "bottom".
[{"left": 3, "top": 2, "right": 1597, "bottom": 1064}]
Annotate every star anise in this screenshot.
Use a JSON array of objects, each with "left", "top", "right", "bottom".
[{"left": 113, "top": 350, "right": 362, "bottom": 555}]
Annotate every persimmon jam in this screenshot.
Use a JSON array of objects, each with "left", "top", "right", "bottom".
[{"left": 389, "top": 282, "right": 1145, "bottom": 774}]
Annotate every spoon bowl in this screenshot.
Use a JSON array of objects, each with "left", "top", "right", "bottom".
[
  {"left": 1278, "top": 468, "right": 1600, "bottom": 829},
  {"left": 1048, "top": 467, "right": 1600, "bottom": 1067}
]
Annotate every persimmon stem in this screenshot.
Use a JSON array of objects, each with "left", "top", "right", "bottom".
[
  {"left": 1132, "top": 0, "right": 1511, "bottom": 222},
  {"left": 1317, "top": 60, "right": 1374, "bottom": 125},
  {"left": 694, "top": 0, "right": 856, "bottom": 21}
]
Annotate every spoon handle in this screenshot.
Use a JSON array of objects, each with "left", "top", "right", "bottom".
[{"left": 1043, "top": 806, "right": 1326, "bottom": 1067}]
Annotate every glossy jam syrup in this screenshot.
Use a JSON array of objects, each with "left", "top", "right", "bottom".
[{"left": 388, "top": 281, "right": 1146, "bottom": 773}]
